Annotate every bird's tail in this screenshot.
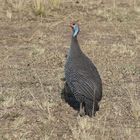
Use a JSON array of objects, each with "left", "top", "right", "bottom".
[{"left": 84, "top": 99, "right": 99, "bottom": 117}]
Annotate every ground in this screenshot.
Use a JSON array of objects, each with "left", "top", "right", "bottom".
[{"left": 0, "top": 0, "right": 140, "bottom": 140}]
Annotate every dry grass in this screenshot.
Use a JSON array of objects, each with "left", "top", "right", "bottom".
[
  {"left": 33, "top": 0, "right": 46, "bottom": 16},
  {"left": 48, "top": 0, "right": 62, "bottom": 9},
  {"left": 6, "top": 0, "right": 25, "bottom": 11},
  {"left": 32, "top": 0, "right": 62, "bottom": 16},
  {"left": 0, "top": 0, "right": 140, "bottom": 140}
]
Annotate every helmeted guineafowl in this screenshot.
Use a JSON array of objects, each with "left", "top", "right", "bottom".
[{"left": 64, "top": 22, "right": 102, "bottom": 117}]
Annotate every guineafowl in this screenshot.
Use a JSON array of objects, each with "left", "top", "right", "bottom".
[{"left": 64, "top": 22, "right": 102, "bottom": 117}]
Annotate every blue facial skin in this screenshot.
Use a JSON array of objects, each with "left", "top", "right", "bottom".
[{"left": 73, "top": 24, "right": 79, "bottom": 37}]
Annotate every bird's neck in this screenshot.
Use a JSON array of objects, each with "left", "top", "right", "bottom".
[{"left": 69, "top": 36, "right": 82, "bottom": 57}]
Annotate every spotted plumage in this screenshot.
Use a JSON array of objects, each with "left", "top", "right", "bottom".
[{"left": 64, "top": 23, "right": 102, "bottom": 117}]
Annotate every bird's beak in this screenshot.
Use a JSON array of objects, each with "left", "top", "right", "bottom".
[{"left": 70, "top": 23, "right": 74, "bottom": 29}]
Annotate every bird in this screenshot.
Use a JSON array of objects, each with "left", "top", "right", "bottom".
[{"left": 64, "top": 22, "right": 102, "bottom": 117}]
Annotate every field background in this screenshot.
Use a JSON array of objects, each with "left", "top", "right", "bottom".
[{"left": 0, "top": 0, "right": 140, "bottom": 140}]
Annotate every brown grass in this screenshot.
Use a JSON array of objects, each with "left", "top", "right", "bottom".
[
  {"left": 33, "top": 0, "right": 47, "bottom": 16},
  {"left": 0, "top": 0, "right": 140, "bottom": 140}
]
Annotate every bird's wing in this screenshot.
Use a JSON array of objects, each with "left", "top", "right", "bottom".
[{"left": 68, "top": 70, "right": 96, "bottom": 100}]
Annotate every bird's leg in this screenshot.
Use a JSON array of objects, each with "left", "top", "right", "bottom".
[
  {"left": 92, "top": 103, "right": 95, "bottom": 117},
  {"left": 79, "top": 103, "right": 85, "bottom": 116},
  {"left": 92, "top": 89, "right": 96, "bottom": 117}
]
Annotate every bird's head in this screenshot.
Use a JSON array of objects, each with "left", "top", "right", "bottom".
[{"left": 70, "top": 22, "right": 80, "bottom": 38}]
